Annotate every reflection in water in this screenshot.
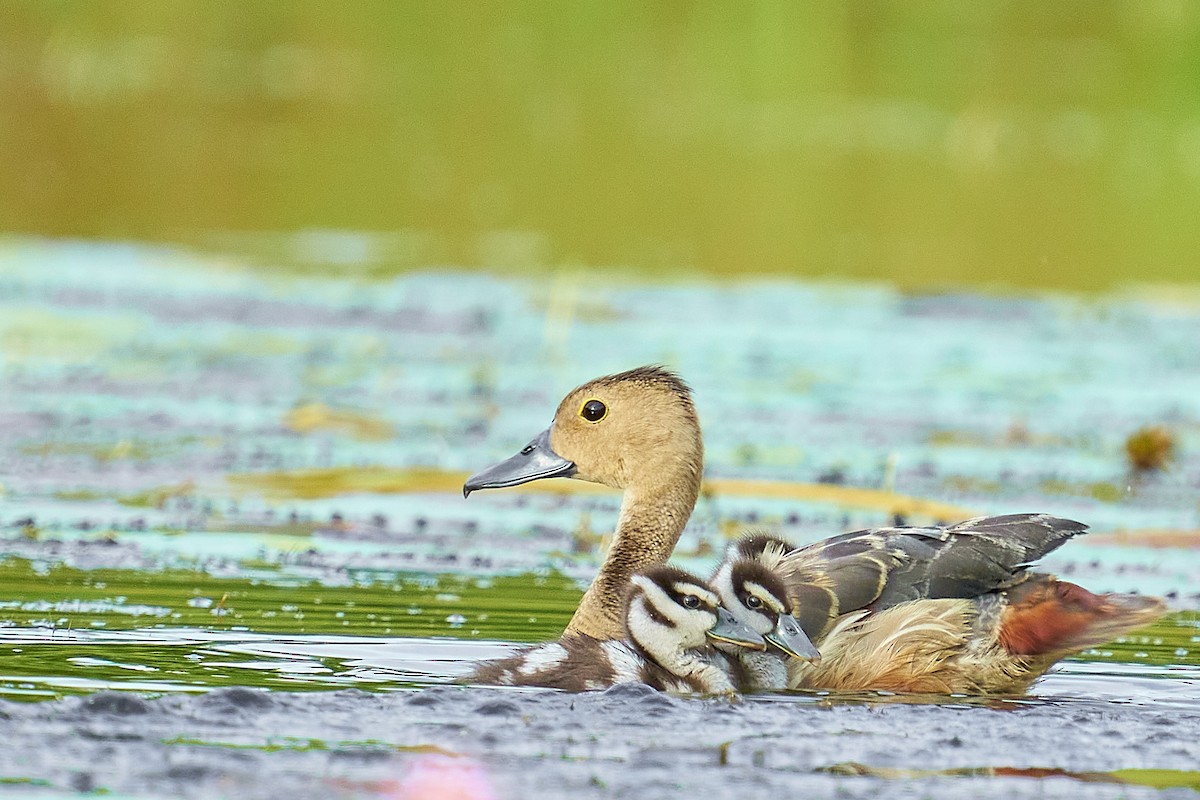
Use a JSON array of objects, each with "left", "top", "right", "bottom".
[{"left": 0, "top": 627, "right": 513, "bottom": 698}]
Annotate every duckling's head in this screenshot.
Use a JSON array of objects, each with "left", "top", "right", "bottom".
[
  {"left": 625, "top": 565, "right": 766, "bottom": 656},
  {"left": 711, "top": 558, "right": 821, "bottom": 662},
  {"left": 464, "top": 365, "right": 702, "bottom": 495},
  {"left": 725, "top": 533, "right": 794, "bottom": 572}
]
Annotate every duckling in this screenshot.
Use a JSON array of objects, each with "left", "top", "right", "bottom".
[
  {"left": 708, "top": 558, "right": 821, "bottom": 692},
  {"left": 466, "top": 565, "right": 765, "bottom": 693},
  {"left": 724, "top": 516, "right": 1167, "bottom": 694},
  {"left": 463, "top": 367, "right": 1166, "bottom": 694}
]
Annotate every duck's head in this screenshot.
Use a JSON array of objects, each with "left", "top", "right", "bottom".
[
  {"left": 711, "top": 557, "right": 821, "bottom": 662},
  {"left": 625, "top": 565, "right": 766, "bottom": 655},
  {"left": 463, "top": 365, "right": 702, "bottom": 496}
]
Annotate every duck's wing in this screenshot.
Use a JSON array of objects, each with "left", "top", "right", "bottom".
[
  {"left": 770, "top": 532, "right": 905, "bottom": 640},
  {"left": 874, "top": 513, "right": 1088, "bottom": 605},
  {"left": 775, "top": 513, "right": 1088, "bottom": 638}
]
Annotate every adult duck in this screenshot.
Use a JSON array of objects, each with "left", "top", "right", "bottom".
[{"left": 462, "top": 366, "right": 1164, "bottom": 692}]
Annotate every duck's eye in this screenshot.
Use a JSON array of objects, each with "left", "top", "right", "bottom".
[
  {"left": 580, "top": 399, "right": 608, "bottom": 423},
  {"left": 681, "top": 594, "right": 701, "bottom": 609},
  {"left": 745, "top": 595, "right": 763, "bottom": 609}
]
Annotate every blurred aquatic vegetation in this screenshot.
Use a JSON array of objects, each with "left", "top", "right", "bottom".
[
  {"left": 117, "top": 481, "right": 196, "bottom": 510},
  {"left": 1125, "top": 424, "right": 1177, "bottom": 473},
  {"left": 227, "top": 467, "right": 472, "bottom": 500},
  {"left": 225, "top": 465, "right": 978, "bottom": 521},
  {"left": 0, "top": 558, "right": 581, "bottom": 641},
  {"left": 1037, "top": 478, "right": 1127, "bottom": 504},
  {"left": 6, "top": 6, "right": 1200, "bottom": 290},
  {"left": 818, "top": 762, "right": 1200, "bottom": 792},
  {"left": 284, "top": 403, "right": 394, "bottom": 441}
]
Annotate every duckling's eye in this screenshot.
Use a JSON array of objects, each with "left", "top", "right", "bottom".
[
  {"left": 580, "top": 399, "right": 607, "bottom": 423},
  {"left": 745, "top": 595, "right": 763, "bottom": 609},
  {"left": 681, "top": 594, "right": 701, "bottom": 609}
]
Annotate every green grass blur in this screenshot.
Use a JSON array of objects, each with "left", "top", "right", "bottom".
[{"left": 3, "top": 1, "right": 1200, "bottom": 290}]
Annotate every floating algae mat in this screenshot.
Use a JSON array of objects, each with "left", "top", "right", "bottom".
[{"left": 2, "top": 239, "right": 1200, "bottom": 797}]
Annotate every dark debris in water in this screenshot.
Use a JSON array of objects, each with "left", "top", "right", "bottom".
[{"left": 76, "top": 691, "right": 151, "bottom": 716}]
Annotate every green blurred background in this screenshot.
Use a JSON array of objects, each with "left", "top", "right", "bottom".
[{"left": 4, "top": 0, "right": 1200, "bottom": 290}]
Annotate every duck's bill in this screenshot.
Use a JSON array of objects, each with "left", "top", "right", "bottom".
[
  {"left": 766, "top": 613, "right": 821, "bottom": 662},
  {"left": 463, "top": 428, "right": 576, "bottom": 497},
  {"left": 707, "top": 607, "right": 767, "bottom": 650}
]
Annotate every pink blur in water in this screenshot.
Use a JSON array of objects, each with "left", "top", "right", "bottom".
[{"left": 388, "top": 754, "right": 499, "bottom": 800}]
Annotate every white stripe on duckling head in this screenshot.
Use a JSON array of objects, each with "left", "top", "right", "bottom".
[
  {"left": 711, "top": 559, "right": 790, "bottom": 636},
  {"left": 628, "top": 571, "right": 718, "bottom": 652},
  {"left": 741, "top": 579, "right": 787, "bottom": 616}
]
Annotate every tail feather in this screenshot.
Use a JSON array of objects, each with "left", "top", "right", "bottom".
[{"left": 998, "top": 577, "right": 1166, "bottom": 657}]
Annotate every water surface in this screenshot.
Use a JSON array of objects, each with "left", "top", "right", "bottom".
[{"left": 2, "top": 241, "right": 1199, "bottom": 797}]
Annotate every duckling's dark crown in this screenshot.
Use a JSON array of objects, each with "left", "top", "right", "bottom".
[
  {"left": 584, "top": 365, "right": 693, "bottom": 407},
  {"left": 636, "top": 564, "right": 706, "bottom": 592},
  {"left": 733, "top": 533, "right": 794, "bottom": 560},
  {"left": 624, "top": 564, "right": 715, "bottom": 614},
  {"left": 728, "top": 559, "right": 790, "bottom": 602}
]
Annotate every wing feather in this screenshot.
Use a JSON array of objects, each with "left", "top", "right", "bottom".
[{"left": 764, "top": 513, "right": 1087, "bottom": 638}]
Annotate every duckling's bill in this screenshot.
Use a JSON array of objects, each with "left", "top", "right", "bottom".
[
  {"left": 463, "top": 428, "right": 576, "bottom": 497},
  {"left": 707, "top": 607, "right": 768, "bottom": 650},
  {"left": 767, "top": 613, "right": 821, "bottom": 662}
]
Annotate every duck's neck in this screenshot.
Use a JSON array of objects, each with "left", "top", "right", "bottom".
[{"left": 566, "top": 478, "right": 700, "bottom": 641}]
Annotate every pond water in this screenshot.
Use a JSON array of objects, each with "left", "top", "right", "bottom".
[
  {"left": 1, "top": 238, "right": 1199, "bottom": 797},
  {"left": 0, "top": 554, "right": 1197, "bottom": 705}
]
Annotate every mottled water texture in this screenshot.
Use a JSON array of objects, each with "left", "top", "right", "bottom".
[
  {"left": 1, "top": 238, "right": 1200, "bottom": 797},
  {"left": 2, "top": 683, "right": 1199, "bottom": 800}
]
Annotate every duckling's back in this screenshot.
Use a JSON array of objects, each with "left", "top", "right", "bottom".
[{"left": 464, "top": 633, "right": 631, "bottom": 691}]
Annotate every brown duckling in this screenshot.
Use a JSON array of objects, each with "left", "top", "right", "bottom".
[{"left": 466, "top": 565, "right": 765, "bottom": 693}]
